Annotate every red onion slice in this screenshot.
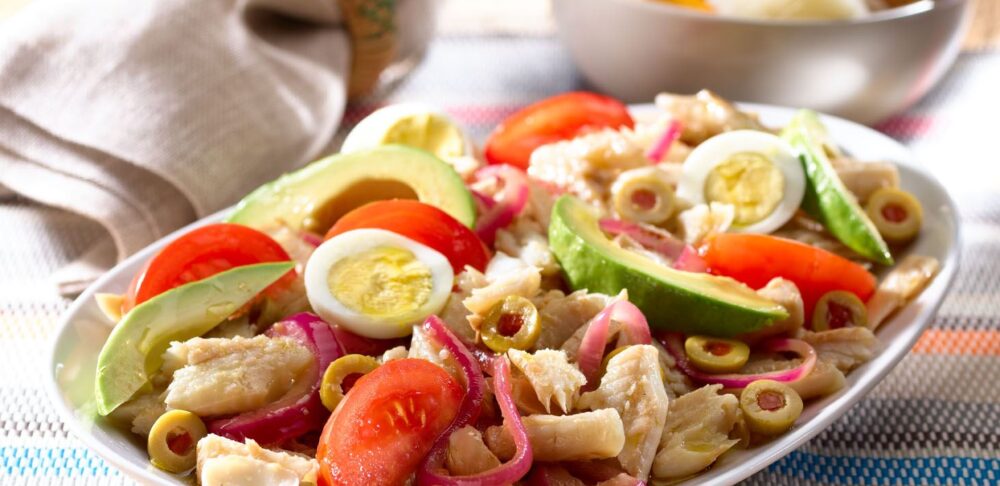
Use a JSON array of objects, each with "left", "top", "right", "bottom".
[
  {"left": 417, "top": 355, "right": 532, "bottom": 486},
  {"left": 329, "top": 322, "right": 408, "bottom": 357},
  {"left": 659, "top": 332, "right": 817, "bottom": 389},
  {"left": 645, "top": 119, "right": 682, "bottom": 163},
  {"left": 577, "top": 298, "right": 653, "bottom": 385},
  {"left": 423, "top": 315, "right": 485, "bottom": 425},
  {"left": 297, "top": 230, "right": 324, "bottom": 248},
  {"left": 599, "top": 218, "right": 686, "bottom": 262},
  {"left": 208, "top": 312, "right": 342, "bottom": 445},
  {"left": 473, "top": 164, "right": 530, "bottom": 246},
  {"left": 472, "top": 189, "right": 499, "bottom": 213},
  {"left": 673, "top": 245, "right": 708, "bottom": 273}
]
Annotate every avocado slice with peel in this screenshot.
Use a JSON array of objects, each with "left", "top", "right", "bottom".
[
  {"left": 549, "top": 196, "right": 787, "bottom": 336},
  {"left": 782, "top": 110, "right": 893, "bottom": 265},
  {"left": 226, "top": 145, "right": 476, "bottom": 233},
  {"left": 94, "top": 262, "right": 295, "bottom": 416}
]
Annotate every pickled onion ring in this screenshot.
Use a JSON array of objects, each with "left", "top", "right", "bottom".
[{"left": 659, "top": 332, "right": 817, "bottom": 389}]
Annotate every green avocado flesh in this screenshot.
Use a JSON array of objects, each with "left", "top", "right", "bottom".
[
  {"left": 226, "top": 145, "right": 476, "bottom": 234},
  {"left": 782, "top": 110, "right": 893, "bottom": 265},
  {"left": 94, "top": 262, "right": 294, "bottom": 416},
  {"left": 549, "top": 196, "right": 787, "bottom": 337}
]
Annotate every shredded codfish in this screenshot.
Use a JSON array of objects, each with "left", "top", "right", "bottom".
[{"left": 578, "top": 345, "right": 669, "bottom": 480}]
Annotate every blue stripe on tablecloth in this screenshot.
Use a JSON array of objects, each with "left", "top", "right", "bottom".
[
  {"left": 1, "top": 446, "right": 120, "bottom": 477},
  {"left": 768, "top": 450, "right": 1000, "bottom": 485},
  {"left": 4, "top": 445, "right": 999, "bottom": 482}
]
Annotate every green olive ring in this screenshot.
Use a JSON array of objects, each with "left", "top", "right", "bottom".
[
  {"left": 684, "top": 335, "right": 751, "bottom": 373},
  {"left": 320, "top": 354, "right": 381, "bottom": 411},
  {"left": 865, "top": 187, "right": 923, "bottom": 244},
  {"left": 480, "top": 295, "right": 541, "bottom": 353},
  {"left": 147, "top": 409, "right": 207, "bottom": 473},
  {"left": 739, "top": 380, "right": 804, "bottom": 436},
  {"left": 611, "top": 167, "right": 677, "bottom": 225},
  {"left": 812, "top": 290, "right": 868, "bottom": 331}
]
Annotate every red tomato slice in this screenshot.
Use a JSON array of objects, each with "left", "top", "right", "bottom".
[
  {"left": 123, "top": 223, "right": 294, "bottom": 312},
  {"left": 325, "top": 199, "right": 491, "bottom": 273},
  {"left": 483, "top": 92, "right": 635, "bottom": 170},
  {"left": 701, "top": 233, "right": 876, "bottom": 318},
  {"left": 317, "top": 359, "right": 463, "bottom": 486}
]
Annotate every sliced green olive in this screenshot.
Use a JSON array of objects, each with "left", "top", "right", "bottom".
[
  {"left": 147, "top": 409, "right": 207, "bottom": 473},
  {"left": 321, "top": 354, "right": 381, "bottom": 411},
  {"left": 739, "top": 380, "right": 803, "bottom": 436},
  {"left": 611, "top": 167, "right": 677, "bottom": 225},
  {"left": 812, "top": 290, "right": 868, "bottom": 331},
  {"left": 684, "top": 335, "right": 750, "bottom": 373},
  {"left": 865, "top": 187, "right": 923, "bottom": 244},
  {"left": 481, "top": 295, "right": 541, "bottom": 353}
]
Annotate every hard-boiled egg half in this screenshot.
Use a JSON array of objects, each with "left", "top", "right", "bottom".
[
  {"left": 677, "top": 130, "right": 805, "bottom": 234},
  {"left": 305, "top": 228, "right": 454, "bottom": 339},
  {"left": 341, "top": 103, "right": 475, "bottom": 161}
]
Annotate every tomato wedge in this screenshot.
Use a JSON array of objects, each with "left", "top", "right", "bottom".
[
  {"left": 123, "top": 223, "right": 294, "bottom": 312},
  {"left": 701, "top": 233, "right": 876, "bottom": 317},
  {"left": 325, "top": 199, "right": 490, "bottom": 273},
  {"left": 317, "top": 359, "right": 463, "bottom": 486},
  {"left": 483, "top": 92, "right": 635, "bottom": 170}
]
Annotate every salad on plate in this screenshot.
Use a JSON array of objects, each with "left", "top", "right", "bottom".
[{"left": 91, "top": 90, "right": 940, "bottom": 485}]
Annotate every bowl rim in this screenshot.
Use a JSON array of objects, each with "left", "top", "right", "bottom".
[
  {"left": 588, "top": 0, "right": 963, "bottom": 27},
  {"left": 45, "top": 102, "right": 963, "bottom": 486}
]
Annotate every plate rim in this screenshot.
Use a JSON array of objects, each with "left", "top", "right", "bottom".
[{"left": 44, "top": 103, "right": 962, "bottom": 486}]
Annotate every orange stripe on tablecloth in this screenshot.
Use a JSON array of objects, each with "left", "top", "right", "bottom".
[{"left": 912, "top": 329, "right": 1000, "bottom": 356}]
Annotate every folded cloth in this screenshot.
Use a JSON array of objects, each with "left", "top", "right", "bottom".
[{"left": 0, "top": 0, "right": 387, "bottom": 294}]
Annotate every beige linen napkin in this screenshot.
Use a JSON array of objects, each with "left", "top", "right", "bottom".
[{"left": 0, "top": 0, "right": 367, "bottom": 294}]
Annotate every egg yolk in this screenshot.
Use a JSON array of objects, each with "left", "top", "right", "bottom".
[
  {"left": 381, "top": 114, "right": 465, "bottom": 160},
  {"left": 327, "top": 246, "right": 433, "bottom": 318},
  {"left": 703, "top": 152, "right": 785, "bottom": 226}
]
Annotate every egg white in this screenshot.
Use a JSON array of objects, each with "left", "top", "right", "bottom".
[
  {"left": 304, "top": 228, "right": 454, "bottom": 339},
  {"left": 677, "top": 130, "right": 806, "bottom": 234},
  {"left": 340, "top": 103, "right": 475, "bottom": 157}
]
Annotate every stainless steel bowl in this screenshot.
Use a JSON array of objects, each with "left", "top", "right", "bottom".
[{"left": 551, "top": 0, "right": 971, "bottom": 124}]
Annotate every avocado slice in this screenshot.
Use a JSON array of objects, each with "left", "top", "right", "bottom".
[
  {"left": 782, "top": 110, "right": 893, "bottom": 265},
  {"left": 227, "top": 145, "right": 476, "bottom": 233},
  {"left": 94, "top": 262, "right": 294, "bottom": 416},
  {"left": 549, "top": 196, "right": 787, "bottom": 336}
]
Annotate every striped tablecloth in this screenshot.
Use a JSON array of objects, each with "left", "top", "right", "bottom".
[{"left": 3, "top": 9, "right": 1000, "bottom": 486}]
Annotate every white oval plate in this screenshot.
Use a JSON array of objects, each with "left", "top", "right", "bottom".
[{"left": 46, "top": 104, "right": 960, "bottom": 485}]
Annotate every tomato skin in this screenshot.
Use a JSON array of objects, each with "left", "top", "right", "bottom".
[
  {"left": 483, "top": 92, "right": 635, "bottom": 170},
  {"left": 123, "top": 223, "right": 293, "bottom": 312},
  {"left": 317, "top": 359, "right": 463, "bottom": 486},
  {"left": 701, "top": 233, "right": 876, "bottom": 317},
  {"left": 325, "top": 199, "right": 490, "bottom": 273}
]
